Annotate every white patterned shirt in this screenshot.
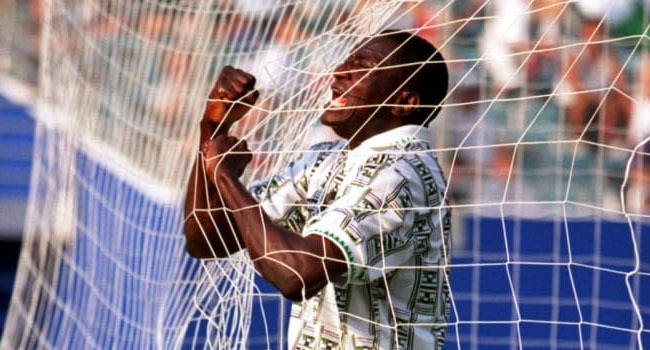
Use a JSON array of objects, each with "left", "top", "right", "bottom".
[{"left": 249, "top": 125, "right": 452, "bottom": 350}]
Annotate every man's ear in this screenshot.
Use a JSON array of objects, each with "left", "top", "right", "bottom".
[{"left": 391, "top": 90, "right": 421, "bottom": 118}]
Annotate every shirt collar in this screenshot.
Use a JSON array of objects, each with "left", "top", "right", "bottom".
[{"left": 349, "top": 124, "right": 430, "bottom": 155}]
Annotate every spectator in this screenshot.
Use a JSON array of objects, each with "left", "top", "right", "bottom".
[
  {"left": 628, "top": 53, "right": 650, "bottom": 146},
  {"left": 481, "top": 0, "right": 529, "bottom": 90},
  {"left": 562, "top": 18, "right": 629, "bottom": 144}
]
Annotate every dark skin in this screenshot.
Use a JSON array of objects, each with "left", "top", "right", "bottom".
[
  {"left": 183, "top": 66, "right": 258, "bottom": 258},
  {"left": 184, "top": 36, "right": 424, "bottom": 301},
  {"left": 321, "top": 38, "right": 421, "bottom": 147}
]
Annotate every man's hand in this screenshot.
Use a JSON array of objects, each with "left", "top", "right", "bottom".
[
  {"left": 203, "top": 66, "right": 259, "bottom": 127},
  {"left": 202, "top": 135, "right": 252, "bottom": 184}
]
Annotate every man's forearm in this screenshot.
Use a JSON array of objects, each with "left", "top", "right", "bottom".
[
  {"left": 184, "top": 65, "right": 260, "bottom": 258},
  {"left": 199, "top": 119, "right": 228, "bottom": 144},
  {"left": 215, "top": 171, "right": 347, "bottom": 301},
  {"left": 183, "top": 121, "right": 244, "bottom": 258}
]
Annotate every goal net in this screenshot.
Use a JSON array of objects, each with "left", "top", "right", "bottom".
[{"left": 1, "top": 0, "right": 649, "bottom": 349}]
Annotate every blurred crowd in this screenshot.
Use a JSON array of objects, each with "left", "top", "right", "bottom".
[
  {"left": 1, "top": 0, "right": 649, "bottom": 214},
  {"left": 418, "top": 0, "right": 650, "bottom": 215}
]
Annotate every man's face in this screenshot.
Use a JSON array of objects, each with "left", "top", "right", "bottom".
[{"left": 321, "top": 37, "right": 407, "bottom": 138}]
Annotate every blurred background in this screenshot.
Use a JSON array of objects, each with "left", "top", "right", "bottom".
[{"left": 0, "top": 0, "right": 649, "bottom": 349}]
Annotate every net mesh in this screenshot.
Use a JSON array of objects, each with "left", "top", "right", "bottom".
[{"left": 1, "top": 0, "right": 649, "bottom": 349}]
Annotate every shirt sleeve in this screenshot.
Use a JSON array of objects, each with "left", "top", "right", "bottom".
[
  {"left": 303, "top": 160, "right": 425, "bottom": 285},
  {"left": 249, "top": 141, "right": 340, "bottom": 233}
]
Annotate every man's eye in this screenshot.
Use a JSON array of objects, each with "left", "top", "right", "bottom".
[
  {"left": 341, "top": 56, "right": 375, "bottom": 70},
  {"left": 359, "top": 61, "right": 376, "bottom": 69}
]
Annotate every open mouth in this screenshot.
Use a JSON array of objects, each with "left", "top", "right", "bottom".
[{"left": 330, "top": 86, "right": 348, "bottom": 107}]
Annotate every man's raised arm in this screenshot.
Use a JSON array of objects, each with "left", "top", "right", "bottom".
[
  {"left": 183, "top": 66, "right": 259, "bottom": 258},
  {"left": 202, "top": 137, "right": 348, "bottom": 301}
]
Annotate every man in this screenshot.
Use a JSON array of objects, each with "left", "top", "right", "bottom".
[{"left": 184, "top": 30, "right": 451, "bottom": 350}]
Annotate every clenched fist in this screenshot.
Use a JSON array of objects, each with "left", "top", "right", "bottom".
[
  {"left": 203, "top": 66, "right": 259, "bottom": 126},
  {"left": 202, "top": 135, "right": 252, "bottom": 183}
]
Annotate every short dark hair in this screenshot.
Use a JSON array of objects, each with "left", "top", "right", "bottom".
[{"left": 378, "top": 29, "right": 449, "bottom": 125}]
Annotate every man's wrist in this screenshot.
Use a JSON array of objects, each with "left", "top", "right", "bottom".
[
  {"left": 214, "top": 168, "right": 258, "bottom": 217},
  {"left": 200, "top": 119, "right": 232, "bottom": 143},
  {"left": 214, "top": 165, "right": 237, "bottom": 185}
]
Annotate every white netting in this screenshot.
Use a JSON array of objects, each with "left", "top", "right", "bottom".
[{"left": 1, "top": 0, "right": 649, "bottom": 349}]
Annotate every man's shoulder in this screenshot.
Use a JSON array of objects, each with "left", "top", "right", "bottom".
[
  {"left": 291, "top": 140, "right": 346, "bottom": 168},
  {"left": 376, "top": 137, "right": 441, "bottom": 174},
  {"left": 370, "top": 139, "right": 446, "bottom": 199},
  {"left": 307, "top": 139, "right": 346, "bottom": 152}
]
